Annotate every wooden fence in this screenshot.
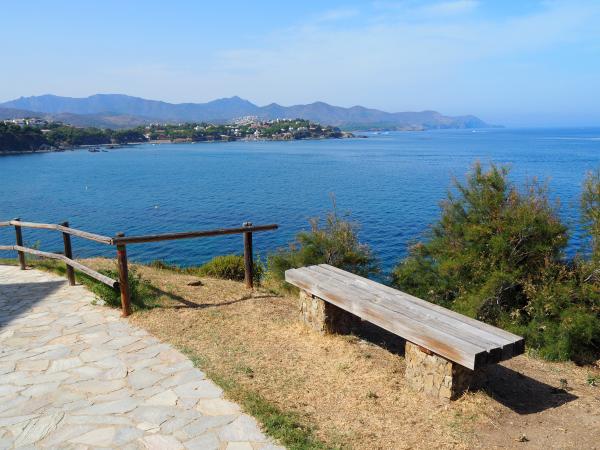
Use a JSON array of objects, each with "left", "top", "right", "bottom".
[{"left": 0, "top": 218, "right": 278, "bottom": 316}]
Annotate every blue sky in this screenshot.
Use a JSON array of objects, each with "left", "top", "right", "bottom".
[{"left": 2, "top": 0, "right": 600, "bottom": 126}]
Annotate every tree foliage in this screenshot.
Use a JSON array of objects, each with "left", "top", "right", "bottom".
[
  {"left": 267, "top": 205, "right": 379, "bottom": 288},
  {"left": 392, "top": 163, "right": 599, "bottom": 362}
]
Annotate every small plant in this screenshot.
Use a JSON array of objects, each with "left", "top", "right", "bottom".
[
  {"left": 193, "top": 254, "right": 264, "bottom": 283},
  {"left": 267, "top": 200, "right": 379, "bottom": 289},
  {"left": 587, "top": 374, "right": 600, "bottom": 387},
  {"left": 85, "top": 268, "right": 156, "bottom": 310}
]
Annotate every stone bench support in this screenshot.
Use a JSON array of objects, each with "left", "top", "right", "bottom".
[
  {"left": 404, "top": 341, "right": 484, "bottom": 400},
  {"left": 298, "top": 289, "right": 359, "bottom": 334}
]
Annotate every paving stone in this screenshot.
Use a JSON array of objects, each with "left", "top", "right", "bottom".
[
  {"left": 16, "top": 359, "right": 50, "bottom": 371},
  {"left": 184, "top": 432, "right": 221, "bottom": 450},
  {"left": 76, "top": 397, "right": 138, "bottom": 415},
  {"left": 196, "top": 398, "right": 241, "bottom": 416},
  {"left": 128, "top": 406, "right": 174, "bottom": 426},
  {"left": 139, "top": 434, "right": 185, "bottom": 450},
  {"left": 13, "top": 412, "right": 65, "bottom": 447},
  {"left": 182, "top": 415, "right": 237, "bottom": 439},
  {"left": 128, "top": 368, "right": 165, "bottom": 390},
  {"left": 226, "top": 442, "right": 254, "bottom": 450},
  {"left": 47, "top": 357, "right": 82, "bottom": 373},
  {"left": 218, "top": 416, "right": 268, "bottom": 442},
  {"left": 69, "top": 379, "right": 125, "bottom": 395},
  {"left": 21, "top": 381, "right": 61, "bottom": 397},
  {"left": 69, "top": 426, "right": 117, "bottom": 446},
  {"left": 145, "top": 389, "right": 178, "bottom": 406}
]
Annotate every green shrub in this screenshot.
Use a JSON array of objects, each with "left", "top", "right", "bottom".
[
  {"left": 582, "top": 170, "right": 600, "bottom": 261},
  {"left": 85, "top": 268, "right": 156, "bottom": 310},
  {"left": 194, "top": 254, "right": 263, "bottom": 282},
  {"left": 267, "top": 206, "right": 379, "bottom": 288},
  {"left": 392, "top": 163, "right": 600, "bottom": 362}
]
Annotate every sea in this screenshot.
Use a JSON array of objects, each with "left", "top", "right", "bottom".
[{"left": 1, "top": 128, "right": 599, "bottom": 273}]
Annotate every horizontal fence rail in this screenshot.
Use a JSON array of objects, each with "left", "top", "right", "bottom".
[
  {"left": 112, "top": 224, "right": 279, "bottom": 245},
  {"left": 0, "top": 218, "right": 278, "bottom": 316},
  {"left": 0, "top": 220, "right": 114, "bottom": 244},
  {"left": 0, "top": 244, "right": 118, "bottom": 288}
]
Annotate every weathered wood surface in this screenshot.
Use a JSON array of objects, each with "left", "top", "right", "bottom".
[
  {"left": 285, "top": 264, "right": 524, "bottom": 370},
  {"left": 0, "top": 220, "right": 113, "bottom": 245},
  {"left": 9, "top": 245, "right": 118, "bottom": 288},
  {"left": 61, "top": 221, "right": 76, "bottom": 286},
  {"left": 115, "top": 232, "right": 132, "bottom": 317},
  {"left": 243, "top": 222, "right": 253, "bottom": 289},
  {"left": 13, "top": 218, "right": 26, "bottom": 270},
  {"left": 112, "top": 223, "right": 279, "bottom": 245}
]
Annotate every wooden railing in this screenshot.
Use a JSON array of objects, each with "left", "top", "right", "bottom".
[{"left": 0, "top": 218, "right": 278, "bottom": 316}]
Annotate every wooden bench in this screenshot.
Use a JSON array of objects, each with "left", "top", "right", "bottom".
[{"left": 285, "top": 264, "right": 525, "bottom": 400}]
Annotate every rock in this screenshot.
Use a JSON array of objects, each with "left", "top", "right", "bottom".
[
  {"left": 76, "top": 398, "right": 137, "bottom": 415},
  {"left": 183, "top": 431, "right": 220, "bottom": 450},
  {"left": 139, "top": 434, "right": 184, "bottom": 449},
  {"left": 217, "top": 416, "right": 266, "bottom": 442},
  {"left": 13, "top": 412, "right": 64, "bottom": 447},
  {"left": 197, "top": 399, "right": 241, "bottom": 416},
  {"left": 145, "top": 389, "right": 178, "bottom": 406},
  {"left": 69, "top": 426, "right": 117, "bottom": 446}
]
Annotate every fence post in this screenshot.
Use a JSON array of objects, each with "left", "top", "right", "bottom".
[
  {"left": 13, "top": 217, "right": 26, "bottom": 270},
  {"left": 243, "top": 222, "right": 253, "bottom": 289},
  {"left": 115, "top": 232, "right": 131, "bottom": 317},
  {"left": 61, "top": 221, "right": 76, "bottom": 286}
]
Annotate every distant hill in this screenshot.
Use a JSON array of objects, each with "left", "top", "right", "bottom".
[{"left": 0, "top": 94, "right": 496, "bottom": 130}]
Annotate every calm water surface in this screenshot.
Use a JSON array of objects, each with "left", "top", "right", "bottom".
[{"left": 1, "top": 128, "right": 599, "bottom": 273}]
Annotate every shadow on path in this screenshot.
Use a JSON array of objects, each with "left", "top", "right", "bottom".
[{"left": 0, "top": 274, "right": 64, "bottom": 330}]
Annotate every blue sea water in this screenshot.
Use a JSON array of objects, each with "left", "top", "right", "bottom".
[{"left": 1, "top": 128, "right": 599, "bottom": 273}]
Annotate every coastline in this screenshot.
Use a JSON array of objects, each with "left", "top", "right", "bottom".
[{"left": 0, "top": 133, "right": 358, "bottom": 156}]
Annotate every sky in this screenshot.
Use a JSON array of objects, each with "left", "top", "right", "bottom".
[{"left": 2, "top": 0, "right": 600, "bottom": 127}]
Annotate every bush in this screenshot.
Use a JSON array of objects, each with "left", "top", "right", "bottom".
[
  {"left": 85, "top": 268, "right": 155, "bottom": 310},
  {"left": 267, "top": 206, "right": 379, "bottom": 288},
  {"left": 195, "top": 254, "right": 263, "bottom": 283},
  {"left": 392, "top": 163, "right": 599, "bottom": 362},
  {"left": 582, "top": 170, "right": 600, "bottom": 261}
]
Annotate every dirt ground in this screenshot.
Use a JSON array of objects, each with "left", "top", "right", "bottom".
[{"left": 88, "top": 259, "right": 600, "bottom": 449}]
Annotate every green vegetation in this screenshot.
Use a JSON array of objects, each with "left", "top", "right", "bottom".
[
  {"left": 85, "top": 268, "right": 157, "bottom": 310},
  {"left": 0, "top": 257, "right": 158, "bottom": 311},
  {"left": 392, "top": 164, "right": 600, "bottom": 362},
  {"left": 267, "top": 206, "right": 379, "bottom": 289},
  {"left": 0, "top": 122, "right": 48, "bottom": 151},
  {"left": 182, "top": 349, "right": 331, "bottom": 450},
  {"left": 0, "top": 118, "right": 347, "bottom": 153},
  {"left": 194, "top": 254, "right": 264, "bottom": 283}
]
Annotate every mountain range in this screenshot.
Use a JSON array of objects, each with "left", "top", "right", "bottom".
[{"left": 0, "top": 94, "right": 496, "bottom": 130}]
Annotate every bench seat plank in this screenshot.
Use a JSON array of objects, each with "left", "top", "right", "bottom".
[
  {"left": 285, "top": 264, "right": 524, "bottom": 370},
  {"left": 312, "top": 265, "right": 524, "bottom": 360}
]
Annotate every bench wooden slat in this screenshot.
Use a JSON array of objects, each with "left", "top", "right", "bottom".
[
  {"left": 318, "top": 264, "right": 525, "bottom": 358},
  {"left": 308, "top": 265, "right": 509, "bottom": 361},
  {"left": 286, "top": 268, "right": 490, "bottom": 369}
]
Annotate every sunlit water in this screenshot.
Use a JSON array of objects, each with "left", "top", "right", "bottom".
[{"left": 1, "top": 128, "right": 599, "bottom": 273}]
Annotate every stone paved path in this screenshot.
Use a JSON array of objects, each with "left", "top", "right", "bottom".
[{"left": 0, "top": 265, "right": 284, "bottom": 449}]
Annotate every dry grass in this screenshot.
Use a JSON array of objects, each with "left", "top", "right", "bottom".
[{"left": 18, "top": 257, "right": 599, "bottom": 449}]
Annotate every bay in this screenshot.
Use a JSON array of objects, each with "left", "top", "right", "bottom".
[{"left": 1, "top": 127, "right": 599, "bottom": 273}]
